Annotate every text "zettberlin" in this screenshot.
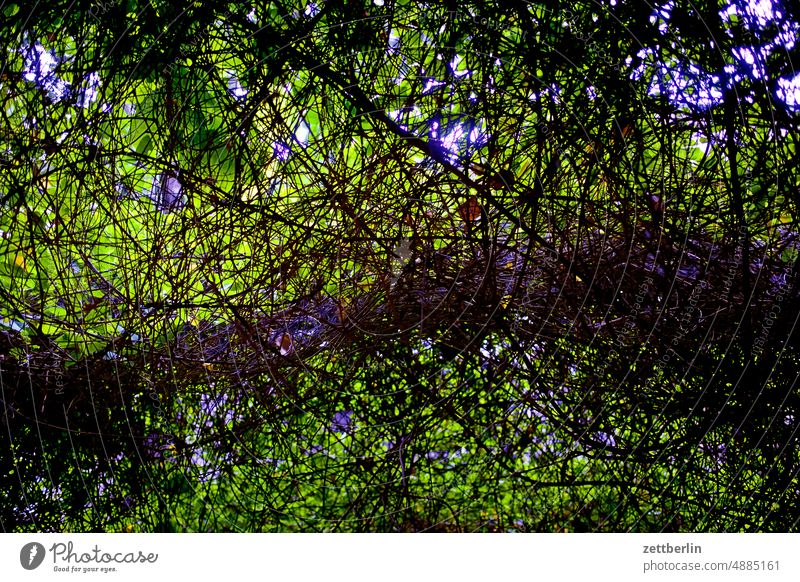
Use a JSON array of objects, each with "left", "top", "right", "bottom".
[{"left": 643, "top": 543, "right": 702, "bottom": 554}]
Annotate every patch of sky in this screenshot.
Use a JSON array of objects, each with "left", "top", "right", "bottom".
[
  {"left": 21, "top": 38, "right": 101, "bottom": 108},
  {"left": 21, "top": 39, "right": 70, "bottom": 102},
  {"left": 422, "top": 78, "right": 447, "bottom": 94},
  {"left": 633, "top": 0, "right": 800, "bottom": 109},
  {"left": 274, "top": 141, "right": 291, "bottom": 161},
  {"left": 295, "top": 118, "right": 311, "bottom": 147},
  {"left": 225, "top": 70, "right": 248, "bottom": 101},
  {"left": 449, "top": 54, "right": 471, "bottom": 78}
]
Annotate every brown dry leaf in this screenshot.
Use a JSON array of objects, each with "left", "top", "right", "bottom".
[
  {"left": 81, "top": 295, "right": 105, "bottom": 314},
  {"left": 277, "top": 332, "right": 294, "bottom": 356},
  {"left": 468, "top": 162, "right": 488, "bottom": 175},
  {"left": 486, "top": 169, "right": 516, "bottom": 190},
  {"left": 620, "top": 123, "right": 634, "bottom": 139},
  {"left": 458, "top": 196, "right": 481, "bottom": 223}
]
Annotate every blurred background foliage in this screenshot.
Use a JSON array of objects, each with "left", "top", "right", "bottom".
[{"left": 1, "top": 0, "right": 800, "bottom": 531}]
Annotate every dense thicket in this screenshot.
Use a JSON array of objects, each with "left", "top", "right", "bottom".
[{"left": 1, "top": 0, "right": 799, "bottom": 531}]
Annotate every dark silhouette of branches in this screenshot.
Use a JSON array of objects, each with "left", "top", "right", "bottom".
[{"left": 1, "top": 0, "right": 799, "bottom": 532}]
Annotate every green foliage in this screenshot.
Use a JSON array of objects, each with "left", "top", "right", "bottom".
[{"left": 2, "top": 0, "right": 800, "bottom": 532}]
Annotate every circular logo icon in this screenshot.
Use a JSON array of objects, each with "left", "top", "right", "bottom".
[{"left": 20, "top": 542, "right": 46, "bottom": 570}]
